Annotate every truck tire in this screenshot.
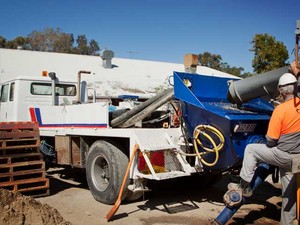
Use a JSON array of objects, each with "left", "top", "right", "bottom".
[{"left": 86, "top": 140, "right": 129, "bottom": 205}]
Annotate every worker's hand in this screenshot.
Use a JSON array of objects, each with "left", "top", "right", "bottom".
[{"left": 290, "top": 61, "right": 300, "bottom": 78}]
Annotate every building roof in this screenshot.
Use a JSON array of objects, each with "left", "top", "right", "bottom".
[{"left": 0, "top": 48, "right": 238, "bottom": 98}]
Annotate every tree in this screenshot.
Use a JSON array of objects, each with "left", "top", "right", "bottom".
[
  {"left": 198, "top": 52, "right": 222, "bottom": 70},
  {"left": 28, "top": 28, "right": 57, "bottom": 52},
  {"left": 2, "top": 29, "right": 100, "bottom": 55},
  {"left": 198, "top": 51, "right": 248, "bottom": 77},
  {"left": 89, "top": 39, "right": 100, "bottom": 56},
  {"left": 250, "top": 34, "right": 289, "bottom": 74},
  {"left": 241, "top": 72, "right": 253, "bottom": 78},
  {"left": 74, "top": 35, "right": 100, "bottom": 55},
  {"left": 5, "top": 36, "right": 29, "bottom": 49},
  {"left": 75, "top": 35, "right": 89, "bottom": 55},
  {"left": 53, "top": 33, "right": 74, "bottom": 54},
  {"left": 27, "top": 28, "right": 74, "bottom": 53},
  {"left": 0, "top": 36, "right": 6, "bottom": 48},
  {"left": 220, "top": 62, "right": 245, "bottom": 77}
]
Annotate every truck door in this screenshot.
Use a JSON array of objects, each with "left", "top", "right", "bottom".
[{"left": 0, "top": 82, "right": 15, "bottom": 121}]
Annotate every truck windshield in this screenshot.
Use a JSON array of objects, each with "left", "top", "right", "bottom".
[{"left": 31, "top": 83, "right": 76, "bottom": 96}]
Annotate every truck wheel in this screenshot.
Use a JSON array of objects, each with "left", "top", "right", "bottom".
[{"left": 86, "top": 140, "right": 129, "bottom": 205}]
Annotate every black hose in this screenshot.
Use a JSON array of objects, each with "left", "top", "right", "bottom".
[{"left": 110, "top": 88, "right": 174, "bottom": 127}]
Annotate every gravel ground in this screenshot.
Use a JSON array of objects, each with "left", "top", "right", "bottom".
[{"left": 36, "top": 166, "right": 284, "bottom": 225}]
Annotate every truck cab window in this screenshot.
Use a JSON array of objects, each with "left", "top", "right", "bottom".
[
  {"left": 0, "top": 84, "right": 9, "bottom": 102},
  {"left": 9, "top": 82, "right": 15, "bottom": 101},
  {"left": 31, "top": 83, "right": 76, "bottom": 96}
]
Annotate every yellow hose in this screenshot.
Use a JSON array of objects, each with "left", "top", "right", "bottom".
[
  {"left": 193, "top": 124, "right": 225, "bottom": 166},
  {"left": 177, "top": 125, "right": 225, "bottom": 167}
]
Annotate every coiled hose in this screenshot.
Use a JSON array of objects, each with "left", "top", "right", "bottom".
[{"left": 179, "top": 124, "right": 225, "bottom": 167}]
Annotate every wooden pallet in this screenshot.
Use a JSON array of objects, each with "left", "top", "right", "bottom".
[
  {"left": 0, "top": 121, "right": 40, "bottom": 153},
  {"left": 0, "top": 177, "right": 49, "bottom": 196},
  {"left": 0, "top": 122, "right": 49, "bottom": 197}
]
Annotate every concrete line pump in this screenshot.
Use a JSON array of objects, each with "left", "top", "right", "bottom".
[{"left": 0, "top": 20, "right": 299, "bottom": 222}]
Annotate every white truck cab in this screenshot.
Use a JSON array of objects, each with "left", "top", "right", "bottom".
[{"left": 0, "top": 76, "right": 80, "bottom": 121}]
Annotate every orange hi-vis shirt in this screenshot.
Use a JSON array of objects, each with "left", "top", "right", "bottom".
[{"left": 266, "top": 97, "right": 300, "bottom": 153}]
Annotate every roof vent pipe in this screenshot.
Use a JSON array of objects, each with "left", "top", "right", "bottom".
[{"left": 100, "top": 50, "right": 114, "bottom": 69}]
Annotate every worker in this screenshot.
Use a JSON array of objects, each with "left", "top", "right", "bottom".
[{"left": 227, "top": 72, "right": 300, "bottom": 225}]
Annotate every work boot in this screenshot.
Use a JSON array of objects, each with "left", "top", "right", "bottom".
[
  {"left": 227, "top": 182, "right": 239, "bottom": 191},
  {"left": 227, "top": 179, "right": 252, "bottom": 197},
  {"left": 239, "top": 179, "right": 252, "bottom": 197}
]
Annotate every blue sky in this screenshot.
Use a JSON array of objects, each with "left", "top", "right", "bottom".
[{"left": 0, "top": 0, "right": 299, "bottom": 73}]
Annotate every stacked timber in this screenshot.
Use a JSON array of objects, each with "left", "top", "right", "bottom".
[{"left": 0, "top": 122, "right": 49, "bottom": 197}]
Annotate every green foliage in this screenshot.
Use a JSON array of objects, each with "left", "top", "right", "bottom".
[
  {"left": 28, "top": 28, "right": 72, "bottom": 52},
  {"left": 198, "top": 52, "right": 222, "bottom": 70},
  {"left": 5, "top": 36, "right": 29, "bottom": 49},
  {"left": 198, "top": 51, "right": 250, "bottom": 77},
  {"left": 0, "top": 36, "right": 7, "bottom": 48},
  {"left": 240, "top": 72, "right": 253, "bottom": 78},
  {"left": 198, "top": 34, "right": 289, "bottom": 77},
  {"left": 74, "top": 35, "right": 89, "bottom": 55},
  {"left": 220, "top": 62, "right": 245, "bottom": 77},
  {"left": 89, "top": 39, "right": 100, "bottom": 56},
  {"left": 250, "top": 34, "right": 289, "bottom": 74},
  {"left": 74, "top": 35, "right": 100, "bottom": 55},
  {"left": 1, "top": 28, "right": 100, "bottom": 56}
]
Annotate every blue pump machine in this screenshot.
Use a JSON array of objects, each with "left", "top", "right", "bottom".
[
  {"left": 173, "top": 66, "right": 288, "bottom": 224},
  {"left": 173, "top": 71, "right": 275, "bottom": 171}
]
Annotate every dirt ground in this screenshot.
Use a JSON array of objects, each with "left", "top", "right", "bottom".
[
  {"left": 0, "top": 188, "right": 70, "bottom": 225},
  {"left": 25, "top": 166, "right": 283, "bottom": 225}
]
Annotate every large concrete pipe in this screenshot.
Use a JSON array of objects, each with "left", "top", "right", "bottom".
[
  {"left": 227, "top": 66, "right": 289, "bottom": 104},
  {"left": 110, "top": 88, "right": 173, "bottom": 127},
  {"left": 119, "top": 89, "right": 174, "bottom": 128}
]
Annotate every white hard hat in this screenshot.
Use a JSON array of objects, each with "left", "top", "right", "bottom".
[{"left": 278, "top": 73, "right": 297, "bottom": 86}]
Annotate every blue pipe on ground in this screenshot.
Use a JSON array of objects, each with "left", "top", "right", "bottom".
[{"left": 215, "top": 163, "right": 271, "bottom": 225}]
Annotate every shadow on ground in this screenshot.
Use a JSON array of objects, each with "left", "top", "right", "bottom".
[
  {"left": 45, "top": 166, "right": 282, "bottom": 224},
  {"left": 137, "top": 173, "right": 281, "bottom": 225},
  {"left": 46, "top": 166, "right": 88, "bottom": 195}
]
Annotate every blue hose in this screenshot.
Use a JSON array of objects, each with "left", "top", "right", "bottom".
[{"left": 215, "top": 163, "right": 271, "bottom": 224}]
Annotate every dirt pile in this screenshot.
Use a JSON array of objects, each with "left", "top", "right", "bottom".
[{"left": 0, "top": 188, "right": 71, "bottom": 225}]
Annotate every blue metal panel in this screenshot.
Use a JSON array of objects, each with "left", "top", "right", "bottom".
[
  {"left": 173, "top": 72, "right": 206, "bottom": 108},
  {"left": 173, "top": 71, "right": 272, "bottom": 171}
]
